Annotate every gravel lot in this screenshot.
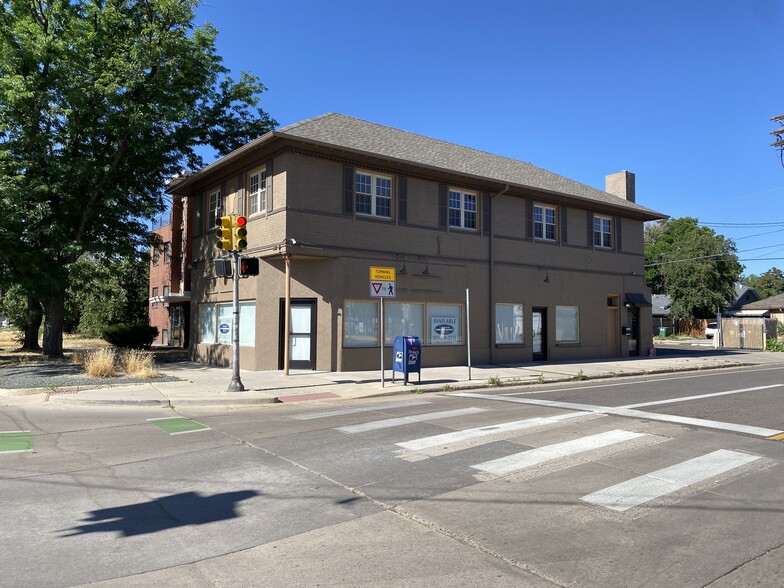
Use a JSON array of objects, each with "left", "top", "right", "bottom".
[{"left": 0, "top": 363, "right": 179, "bottom": 390}]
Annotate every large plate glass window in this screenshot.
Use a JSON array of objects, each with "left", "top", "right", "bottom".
[
  {"left": 344, "top": 300, "right": 379, "bottom": 347},
  {"left": 448, "top": 189, "right": 477, "bottom": 229},
  {"left": 534, "top": 204, "right": 557, "bottom": 241},
  {"left": 248, "top": 168, "right": 267, "bottom": 215},
  {"left": 593, "top": 215, "right": 612, "bottom": 248},
  {"left": 427, "top": 303, "right": 463, "bottom": 345},
  {"left": 355, "top": 171, "right": 392, "bottom": 218},
  {"left": 384, "top": 302, "right": 425, "bottom": 345},
  {"left": 496, "top": 303, "right": 524, "bottom": 344},
  {"left": 199, "top": 304, "right": 217, "bottom": 344},
  {"left": 555, "top": 305, "right": 580, "bottom": 343}
]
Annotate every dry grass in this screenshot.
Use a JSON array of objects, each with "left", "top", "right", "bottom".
[
  {"left": 1, "top": 329, "right": 160, "bottom": 378},
  {"left": 120, "top": 349, "right": 158, "bottom": 378},
  {"left": 83, "top": 348, "right": 117, "bottom": 378},
  {"left": 0, "top": 329, "right": 110, "bottom": 367}
]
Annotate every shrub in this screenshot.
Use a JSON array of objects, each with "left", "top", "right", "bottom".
[
  {"left": 766, "top": 338, "right": 784, "bottom": 352},
  {"left": 101, "top": 323, "right": 158, "bottom": 349},
  {"left": 120, "top": 349, "right": 158, "bottom": 378},
  {"left": 83, "top": 348, "right": 117, "bottom": 378},
  {"left": 487, "top": 375, "right": 502, "bottom": 387}
]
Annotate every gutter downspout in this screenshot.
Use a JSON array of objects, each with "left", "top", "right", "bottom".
[{"left": 488, "top": 184, "right": 510, "bottom": 365}]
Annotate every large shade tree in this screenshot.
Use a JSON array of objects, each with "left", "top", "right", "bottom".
[
  {"left": 645, "top": 217, "right": 742, "bottom": 319},
  {"left": 0, "top": 0, "right": 275, "bottom": 356}
]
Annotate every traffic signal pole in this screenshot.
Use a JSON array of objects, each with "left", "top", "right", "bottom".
[{"left": 227, "top": 248, "right": 245, "bottom": 391}]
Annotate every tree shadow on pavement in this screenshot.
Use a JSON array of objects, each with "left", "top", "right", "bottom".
[{"left": 59, "top": 490, "right": 259, "bottom": 537}]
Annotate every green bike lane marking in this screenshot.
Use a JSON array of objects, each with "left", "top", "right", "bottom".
[
  {"left": 0, "top": 431, "right": 33, "bottom": 453},
  {"left": 147, "top": 417, "right": 210, "bottom": 435}
]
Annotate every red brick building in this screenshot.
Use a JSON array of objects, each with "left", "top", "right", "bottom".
[{"left": 149, "top": 195, "right": 192, "bottom": 347}]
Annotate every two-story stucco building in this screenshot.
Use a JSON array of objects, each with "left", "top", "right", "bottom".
[{"left": 167, "top": 113, "right": 667, "bottom": 372}]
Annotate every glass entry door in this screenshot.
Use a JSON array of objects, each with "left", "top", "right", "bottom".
[
  {"left": 279, "top": 299, "right": 316, "bottom": 370},
  {"left": 532, "top": 308, "right": 547, "bottom": 361}
]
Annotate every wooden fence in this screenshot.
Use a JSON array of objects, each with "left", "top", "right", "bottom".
[{"left": 719, "top": 318, "right": 778, "bottom": 350}]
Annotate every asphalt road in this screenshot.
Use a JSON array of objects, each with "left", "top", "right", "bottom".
[{"left": 2, "top": 364, "right": 784, "bottom": 587}]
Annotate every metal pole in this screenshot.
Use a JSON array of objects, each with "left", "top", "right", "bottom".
[
  {"left": 380, "top": 297, "right": 385, "bottom": 388},
  {"left": 284, "top": 254, "right": 291, "bottom": 375},
  {"left": 466, "top": 288, "right": 472, "bottom": 381},
  {"left": 228, "top": 249, "right": 245, "bottom": 391}
]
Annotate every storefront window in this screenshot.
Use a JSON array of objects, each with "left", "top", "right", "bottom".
[
  {"left": 198, "top": 302, "right": 255, "bottom": 346},
  {"left": 427, "top": 303, "right": 463, "bottom": 345},
  {"left": 556, "top": 306, "right": 580, "bottom": 343},
  {"left": 344, "top": 300, "right": 379, "bottom": 347},
  {"left": 496, "top": 303, "right": 524, "bottom": 344},
  {"left": 199, "top": 304, "right": 216, "bottom": 344},
  {"left": 385, "top": 303, "right": 424, "bottom": 345}
]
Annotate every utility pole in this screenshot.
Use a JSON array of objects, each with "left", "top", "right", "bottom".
[
  {"left": 770, "top": 114, "right": 784, "bottom": 167},
  {"left": 227, "top": 248, "right": 245, "bottom": 391}
]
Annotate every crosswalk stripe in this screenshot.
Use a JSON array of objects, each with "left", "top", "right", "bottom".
[
  {"left": 293, "top": 400, "right": 431, "bottom": 420},
  {"left": 396, "top": 412, "right": 589, "bottom": 452},
  {"left": 336, "top": 407, "right": 487, "bottom": 434},
  {"left": 471, "top": 430, "right": 645, "bottom": 475},
  {"left": 581, "top": 449, "right": 762, "bottom": 512}
]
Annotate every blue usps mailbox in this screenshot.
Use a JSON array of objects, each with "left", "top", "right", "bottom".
[{"left": 392, "top": 336, "right": 421, "bottom": 385}]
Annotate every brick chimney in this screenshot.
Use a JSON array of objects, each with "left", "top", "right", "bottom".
[{"left": 606, "top": 170, "right": 635, "bottom": 203}]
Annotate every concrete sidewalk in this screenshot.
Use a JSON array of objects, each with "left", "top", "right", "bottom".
[{"left": 4, "top": 342, "right": 781, "bottom": 408}]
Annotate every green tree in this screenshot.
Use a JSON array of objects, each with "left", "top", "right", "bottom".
[
  {"left": 742, "top": 267, "right": 784, "bottom": 300},
  {"left": 0, "top": 0, "right": 276, "bottom": 357},
  {"left": 644, "top": 217, "right": 742, "bottom": 319}
]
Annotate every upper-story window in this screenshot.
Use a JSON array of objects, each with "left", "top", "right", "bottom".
[
  {"left": 248, "top": 168, "right": 267, "bottom": 215},
  {"left": 356, "top": 171, "right": 392, "bottom": 218},
  {"left": 449, "top": 189, "right": 477, "bottom": 230},
  {"left": 593, "top": 215, "right": 613, "bottom": 248},
  {"left": 534, "top": 204, "right": 556, "bottom": 241},
  {"left": 208, "top": 189, "right": 222, "bottom": 230},
  {"left": 151, "top": 246, "right": 159, "bottom": 266},
  {"left": 163, "top": 242, "right": 171, "bottom": 263}
]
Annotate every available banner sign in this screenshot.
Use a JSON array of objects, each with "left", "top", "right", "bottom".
[{"left": 430, "top": 316, "right": 460, "bottom": 345}]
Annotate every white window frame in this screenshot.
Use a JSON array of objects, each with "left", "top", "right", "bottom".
[
  {"left": 208, "top": 189, "right": 222, "bottom": 231},
  {"left": 594, "top": 215, "right": 613, "bottom": 249},
  {"left": 534, "top": 204, "right": 557, "bottom": 241},
  {"left": 355, "top": 171, "right": 392, "bottom": 218},
  {"left": 448, "top": 188, "right": 477, "bottom": 230},
  {"left": 555, "top": 305, "right": 580, "bottom": 344},
  {"left": 495, "top": 303, "right": 524, "bottom": 345},
  {"left": 248, "top": 167, "right": 267, "bottom": 216}
]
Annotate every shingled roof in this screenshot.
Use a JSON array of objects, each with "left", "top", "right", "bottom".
[
  {"left": 740, "top": 293, "right": 784, "bottom": 310},
  {"left": 172, "top": 112, "right": 667, "bottom": 220}
]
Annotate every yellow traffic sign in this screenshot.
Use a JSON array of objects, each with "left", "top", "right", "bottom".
[{"left": 370, "top": 266, "right": 396, "bottom": 281}]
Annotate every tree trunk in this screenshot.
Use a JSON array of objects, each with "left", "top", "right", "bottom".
[
  {"left": 21, "top": 296, "right": 42, "bottom": 351},
  {"left": 42, "top": 293, "right": 65, "bottom": 358}
]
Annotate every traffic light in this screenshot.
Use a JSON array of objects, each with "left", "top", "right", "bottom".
[
  {"left": 234, "top": 215, "right": 248, "bottom": 250},
  {"left": 215, "top": 215, "right": 232, "bottom": 250},
  {"left": 239, "top": 256, "right": 259, "bottom": 276}
]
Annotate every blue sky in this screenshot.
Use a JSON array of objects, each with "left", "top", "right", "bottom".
[{"left": 196, "top": 0, "right": 784, "bottom": 277}]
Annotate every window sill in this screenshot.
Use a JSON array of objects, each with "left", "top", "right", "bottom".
[
  {"left": 495, "top": 343, "right": 525, "bottom": 348},
  {"left": 556, "top": 342, "right": 580, "bottom": 347}
]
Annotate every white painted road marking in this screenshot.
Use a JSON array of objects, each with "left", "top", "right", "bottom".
[
  {"left": 454, "top": 393, "right": 784, "bottom": 438},
  {"left": 581, "top": 449, "right": 762, "bottom": 512},
  {"left": 620, "top": 384, "right": 782, "bottom": 409},
  {"left": 471, "top": 430, "right": 646, "bottom": 476},
  {"left": 336, "top": 407, "right": 488, "bottom": 434},
  {"left": 294, "top": 400, "right": 432, "bottom": 420},
  {"left": 396, "top": 412, "right": 588, "bottom": 452}
]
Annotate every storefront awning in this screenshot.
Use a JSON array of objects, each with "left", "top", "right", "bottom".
[{"left": 626, "top": 293, "right": 652, "bottom": 307}]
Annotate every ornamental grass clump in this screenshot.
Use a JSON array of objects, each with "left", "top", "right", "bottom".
[
  {"left": 120, "top": 349, "right": 158, "bottom": 378},
  {"left": 83, "top": 348, "right": 117, "bottom": 378}
]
